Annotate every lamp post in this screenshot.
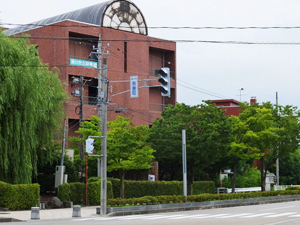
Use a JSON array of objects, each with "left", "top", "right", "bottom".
[{"left": 239, "top": 88, "right": 244, "bottom": 101}]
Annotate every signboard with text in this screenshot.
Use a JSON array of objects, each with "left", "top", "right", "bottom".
[
  {"left": 70, "top": 58, "right": 97, "bottom": 69},
  {"left": 130, "top": 76, "right": 139, "bottom": 98}
]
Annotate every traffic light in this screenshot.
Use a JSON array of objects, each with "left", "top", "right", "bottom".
[
  {"left": 158, "top": 67, "right": 171, "bottom": 97},
  {"left": 86, "top": 138, "right": 95, "bottom": 154}
]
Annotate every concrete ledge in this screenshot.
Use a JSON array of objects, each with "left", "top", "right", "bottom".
[
  {"left": 106, "top": 195, "right": 300, "bottom": 217},
  {"left": 0, "top": 217, "right": 22, "bottom": 222}
]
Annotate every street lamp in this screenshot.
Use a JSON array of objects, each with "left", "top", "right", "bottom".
[{"left": 239, "top": 88, "right": 244, "bottom": 102}]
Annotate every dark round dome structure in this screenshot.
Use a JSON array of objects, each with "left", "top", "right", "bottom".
[{"left": 4, "top": 0, "right": 148, "bottom": 36}]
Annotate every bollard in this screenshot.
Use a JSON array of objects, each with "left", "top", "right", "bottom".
[
  {"left": 31, "top": 207, "right": 40, "bottom": 220},
  {"left": 72, "top": 205, "right": 81, "bottom": 217},
  {"left": 96, "top": 207, "right": 100, "bottom": 215}
]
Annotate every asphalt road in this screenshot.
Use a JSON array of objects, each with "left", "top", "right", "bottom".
[{"left": 7, "top": 201, "right": 300, "bottom": 225}]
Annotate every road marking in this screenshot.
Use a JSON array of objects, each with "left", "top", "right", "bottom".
[
  {"left": 288, "top": 214, "right": 300, "bottom": 217},
  {"left": 72, "top": 218, "right": 95, "bottom": 221},
  {"left": 168, "top": 214, "right": 209, "bottom": 219},
  {"left": 191, "top": 214, "right": 229, "bottom": 219},
  {"left": 260, "top": 206, "right": 295, "bottom": 211},
  {"left": 118, "top": 215, "right": 161, "bottom": 220},
  {"left": 240, "top": 213, "right": 275, "bottom": 218},
  {"left": 265, "top": 212, "right": 297, "bottom": 218},
  {"left": 93, "top": 217, "right": 118, "bottom": 220},
  {"left": 144, "top": 214, "right": 188, "bottom": 220},
  {"left": 217, "top": 213, "right": 253, "bottom": 218}
]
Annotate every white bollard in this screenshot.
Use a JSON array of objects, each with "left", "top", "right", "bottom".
[
  {"left": 31, "top": 207, "right": 40, "bottom": 220},
  {"left": 72, "top": 205, "right": 81, "bottom": 217}
]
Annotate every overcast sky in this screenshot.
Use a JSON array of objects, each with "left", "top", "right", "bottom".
[{"left": 2, "top": 0, "right": 300, "bottom": 108}]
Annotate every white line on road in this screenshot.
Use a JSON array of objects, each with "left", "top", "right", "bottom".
[
  {"left": 260, "top": 206, "right": 295, "bottom": 211},
  {"left": 167, "top": 214, "right": 209, "bottom": 219},
  {"left": 265, "top": 212, "right": 297, "bottom": 218},
  {"left": 240, "top": 213, "right": 275, "bottom": 218},
  {"left": 288, "top": 214, "right": 300, "bottom": 217},
  {"left": 191, "top": 214, "right": 229, "bottom": 219},
  {"left": 93, "top": 217, "right": 118, "bottom": 220},
  {"left": 217, "top": 213, "right": 253, "bottom": 218},
  {"left": 72, "top": 218, "right": 97, "bottom": 221},
  {"left": 118, "top": 215, "right": 154, "bottom": 220},
  {"left": 144, "top": 214, "right": 188, "bottom": 220}
]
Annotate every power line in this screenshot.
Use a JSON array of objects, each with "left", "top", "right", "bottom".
[
  {"left": 4, "top": 23, "right": 300, "bottom": 29},
  {"left": 3, "top": 35, "right": 300, "bottom": 45}
]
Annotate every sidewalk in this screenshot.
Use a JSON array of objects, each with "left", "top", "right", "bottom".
[
  {"left": 2, "top": 195, "right": 300, "bottom": 221},
  {"left": 0, "top": 206, "right": 98, "bottom": 221}
]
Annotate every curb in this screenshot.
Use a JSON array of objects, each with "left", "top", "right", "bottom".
[{"left": 106, "top": 195, "right": 300, "bottom": 217}]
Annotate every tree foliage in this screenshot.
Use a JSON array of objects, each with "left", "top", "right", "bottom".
[
  {"left": 0, "top": 31, "right": 66, "bottom": 183},
  {"left": 231, "top": 102, "right": 300, "bottom": 191},
  {"left": 107, "top": 116, "right": 155, "bottom": 199},
  {"left": 149, "top": 102, "right": 232, "bottom": 194},
  {"left": 269, "top": 149, "right": 300, "bottom": 185}
]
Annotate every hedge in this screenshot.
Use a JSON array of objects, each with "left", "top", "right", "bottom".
[
  {"left": 89, "top": 177, "right": 214, "bottom": 198},
  {"left": 107, "top": 190, "right": 300, "bottom": 207},
  {"left": 58, "top": 181, "right": 114, "bottom": 205},
  {"left": 0, "top": 181, "right": 40, "bottom": 210}
]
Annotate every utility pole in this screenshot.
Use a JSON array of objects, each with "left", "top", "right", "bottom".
[
  {"left": 60, "top": 119, "right": 67, "bottom": 166},
  {"left": 92, "top": 34, "right": 109, "bottom": 215},
  {"left": 97, "top": 35, "right": 103, "bottom": 129},
  {"left": 276, "top": 92, "right": 279, "bottom": 186},
  {"left": 100, "top": 60, "right": 108, "bottom": 215},
  {"left": 79, "top": 75, "right": 85, "bottom": 181},
  {"left": 182, "top": 130, "right": 187, "bottom": 197}
]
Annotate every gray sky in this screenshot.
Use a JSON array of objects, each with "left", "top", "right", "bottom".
[{"left": 2, "top": 0, "right": 300, "bottom": 108}]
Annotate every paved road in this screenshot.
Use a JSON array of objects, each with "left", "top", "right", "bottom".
[{"left": 4, "top": 201, "right": 300, "bottom": 225}]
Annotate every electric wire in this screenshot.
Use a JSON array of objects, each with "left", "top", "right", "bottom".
[
  {"left": 2, "top": 35, "right": 300, "bottom": 45},
  {"left": 4, "top": 23, "right": 300, "bottom": 29}
]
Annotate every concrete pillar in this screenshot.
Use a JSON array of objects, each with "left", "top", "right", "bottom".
[
  {"left": 31, "top": 207, "right": 40, "bottom": 220},
  {"left": 72, "top": 205, "right": 81, "bottom": 217}
]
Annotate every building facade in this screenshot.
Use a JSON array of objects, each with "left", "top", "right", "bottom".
[{"left": 4, "top": 0, "right": 177, "bottom": 140}]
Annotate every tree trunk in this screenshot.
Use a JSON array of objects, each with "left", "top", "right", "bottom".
[
  {"left": 119, "top": 169, "right": 126, "bottom": 199},
  {"left": 187, "top": 165, "right": 195, "bottom": 195},
  {"left": 232, "top": 158, "right": 237, "bottom": 193},
  {"left": 260, "top": 157, "right": 265, "bottom": 191}
]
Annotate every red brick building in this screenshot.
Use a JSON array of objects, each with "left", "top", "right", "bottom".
[
  {"left": 4, "top": 0, "right": 176, "bottom": 140},
  {"left": 212, "top": 97, "right": 257, "bottom": 117},
  {"left": 212, "top": 97, "right": 262, "bottom": 169}
]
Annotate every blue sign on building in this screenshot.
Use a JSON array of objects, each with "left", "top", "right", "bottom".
[
  {"left": 70, "top": 58, "right": 98, "bottom": 69},
  {"left": 130, "top": 76, "right": 139, "bottom": 98}
]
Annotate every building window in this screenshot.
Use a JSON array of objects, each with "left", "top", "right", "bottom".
[{"left": 124, "top": 42, "right": 127, "bottom": 73}]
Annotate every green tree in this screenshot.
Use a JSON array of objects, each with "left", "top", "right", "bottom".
[
  {"left": 235, "top": 102, "right": 300, "bottom": 191},
  {"left": 269, "top": 149, "right": 300, "bottom": 185},
  {"left": 237, "top": 103, "right": 279, "bottom": 191},
  {"left": 68, "top": 116, "right": 101, "bottom": 176},
  {"left": 149, "top": 102, "right": 232, "bottom": 195},
  {"left": 229, "top": 114, "right": 264, "bottom": 192},
  {"left": 107, "top": 116, "right": 155, "bottom": 199},
  {"left": 0, "top": 31, "right": 66, "bottom": 184},
  {"left": 264, "top": 103, "right": 300, "bottom": 188}
]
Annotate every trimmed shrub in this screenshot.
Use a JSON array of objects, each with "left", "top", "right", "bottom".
[
  {"left": 58, "top": 183, "right": 70, "bottom": 202},
  {"left": 106, "top": 189, "right": 300, "bottom": 207},
  {"left": 0, "top": 181, "right": 8, "bottom": 207},
  {"left": 95, "top": 177, "right": 214, "bottom": 198},
  {"left": 286, "top": 186, "right": 300, "bottom": 191},
  {"left": 0, "top": 182, "right": 40, "bottom": 210},
  {"left": 58, "top": 181, "right": 114, "bottom": 205}
]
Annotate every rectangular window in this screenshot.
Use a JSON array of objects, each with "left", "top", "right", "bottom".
[{"left": 124, "top": 42, "right": 127, "bottom": 73}]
